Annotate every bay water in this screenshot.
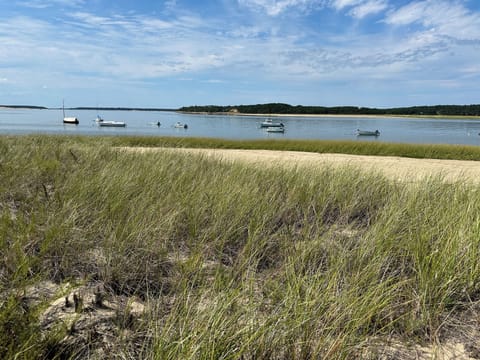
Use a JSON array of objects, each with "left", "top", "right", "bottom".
[{"left": 1, "top": 108, "right": 480, "bottom": 146}]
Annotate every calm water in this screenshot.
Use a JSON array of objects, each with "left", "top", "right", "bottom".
[{"left": 2, "top": 108, "right": 480, "bottom": 146}]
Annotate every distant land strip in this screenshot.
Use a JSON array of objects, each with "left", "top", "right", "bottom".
[
  {"left": 70, "top": 107, "right": 176, "bottom": 111},
  {"left": 179, "top": 103, "right": 480, "bottom": 117},
  {"left": 0, "top": 105, "right": 47, "bottom": 109},
  {"left": 2, "top": 103, "right": 480, "bottom": 116},
  {"left": 0, "top": 105, "right": 175, "bottom": 111}
]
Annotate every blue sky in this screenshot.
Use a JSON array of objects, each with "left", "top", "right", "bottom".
[{"left": 0, "top": 0, "right": 479, "bottom": 108}]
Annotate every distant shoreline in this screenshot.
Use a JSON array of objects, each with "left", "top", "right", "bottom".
[
  {"left": 0, "top": 105, "right": 175, "bottom": 111},
  {"left": 0, "top": 105, "right": 47, "bottom": 110},
  {"left": 179, "top": 111, "right": 390, "bottom": 118},
  {"left": 179, "top": 103, "right": 480, "bottom": 118},
  {"left": 179, "top": 111, "right": 480, "bottom": 120},
  {"left": 2, "top": 106, "right": 479, "bottom": 119}
]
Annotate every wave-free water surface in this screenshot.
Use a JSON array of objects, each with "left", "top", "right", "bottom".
[{"left": 2, "top": 109, "right": 480, "bottom": 145}]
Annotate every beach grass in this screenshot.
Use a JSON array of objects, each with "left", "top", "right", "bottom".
[{"left": 1, "top": 135, "right": 480, "bottom": 358}]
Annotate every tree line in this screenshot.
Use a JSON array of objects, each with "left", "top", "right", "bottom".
[
  {"left": 179, "top": 103, "right": 480, "bottom": 116},
  {"left": 0, "top": 105, "right": 47, "bottom": 109}
]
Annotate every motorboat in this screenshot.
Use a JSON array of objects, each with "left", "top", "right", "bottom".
[
  {"left": 98, "top": 120, "right": 126, "bottom": 127},
  {"left": 266, "top": 126, "right": 285, "bottom": 133},
  {"left": 356, "top": 129, "right": 380, "bottom": 136},
  {"left": 94, "top": 112, "right": 125, "bottom": 127},
  {"left": 260, "top": 118, "right": 284, "bottom": 128},
  {"left": 174, "top": 122, "right": 188, "bottom": 129}
]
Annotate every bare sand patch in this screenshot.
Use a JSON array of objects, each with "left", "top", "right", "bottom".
[{"left": 127, "top": 147, "right": 480, "bottom": 183}]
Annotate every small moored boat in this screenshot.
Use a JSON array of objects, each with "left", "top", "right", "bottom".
[
  {"left": 174, "top": 122, "right": 188, "bottom": 129},
  {"left": 64, "top": 117, "right": 79, "bottom": 125},
  {"left": 62, "top": 100, "right": 79, "bottom": 124},
  {"left": 266, "top": 126, "right": 285, "bottom": 133},
  {"left": 260, "top": 118, "right": 284, "bottom": 128},
  {"left": 356, "top": 129, "right": 380, "bottom": 136},
  {"left": 98, "top": 120, "right": 126, "bottom": 127}
]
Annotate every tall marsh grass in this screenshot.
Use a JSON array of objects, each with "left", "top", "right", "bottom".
[{"left": 1, "top": 135, "right": 480, "bottom": 358}]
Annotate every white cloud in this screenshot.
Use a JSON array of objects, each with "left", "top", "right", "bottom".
[
  {"left": 0, "top": 9, "right": 460, "bottom": 84},
  {"left": 229, "top": 25, "right": 265, "bottom": 38},
  {"left": 1, "top": 0, "right": 479, "bottom": 107},
  {"left": 238, "top": 0, "right": 326, "bottom": 16},
  {"left": 204, "top": 79, "right": 226, "bottom": 83},
  {"left": 17, "top": 0, "right": 85, "bottom": 9},
  {"left": 330, "top": 0, "right": 389, "bottom": 18},
  {"left": 384, "top": 0, "right": 480, "bottom": 40},
  {"left": 460, "top": 65, "right": 480, "bottom": 78},
  {"left": 384, "top": 1, "right": 426, "bottom": 25},
  {"left": 68, "top": 12, "right": 132, "bottom": 27},
  {"left": 349, "top": 0, "right": 388, "bottom": 18},
  {"left": 140, "top": 18, "right": 174, "bottom": 31},
  {"left": 237, "top": 0, "right": 388, "bottom": 18},
  {"left": 331, "top": 0, "right": 363, "bottom": 10}
]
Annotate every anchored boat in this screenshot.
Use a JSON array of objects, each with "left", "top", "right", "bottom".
[
  {"left": 260, "top": 118, "right": 284, "bottom": 128},
  {"left": 174, "top": 122, "right": 188, "bottom": 129},
  {"left": 266, "top": 126, "right": 285, "bottom": 133},
  {"left": 98, "top": 120, "right": 126, "bottom": 127},
  {"left": 94, "top": 113, "right": 126, "bottom": 127},
  {"left": 62, "top": 100, "right": 78, "bottom": 124},
  {"left": 356, "top": 129, "right": 380, "bottom": 136}
]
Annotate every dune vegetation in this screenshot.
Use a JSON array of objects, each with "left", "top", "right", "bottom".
[{"left": 1, "top": 135, "right": 480, "bottom": 359}]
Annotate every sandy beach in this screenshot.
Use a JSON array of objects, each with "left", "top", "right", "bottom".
[{"left": 128, "top": 147, "right": 480, "bottom": 183}]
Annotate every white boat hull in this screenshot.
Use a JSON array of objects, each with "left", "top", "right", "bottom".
[
  {"left": 62, "top": 100, "right": 78, "bottom": 124},
  {"left": 266, "top": 127, "right": 284, "bottom": 133},
  {"left": 63, "top": 117, "right": 79, "bottom": 124},
  {"left": 98, "top": 121, "right": 126, "bottom": 127},
  {"left": 260, "top": 121, "right": 284, "bottom": 128}
]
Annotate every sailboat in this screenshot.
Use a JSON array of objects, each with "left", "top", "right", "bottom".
[{"left": 62, "top": 100, "right": 79, "bottom": 124}]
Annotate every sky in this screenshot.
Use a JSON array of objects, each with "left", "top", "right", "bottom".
[{"left": 0, "top": 0, "right": 479, "bottom": 108}]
